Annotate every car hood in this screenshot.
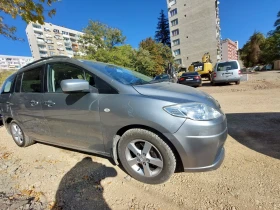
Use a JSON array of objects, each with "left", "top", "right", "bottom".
[{"left": 133, "top": 82, "right": 221, "bottom": 109}]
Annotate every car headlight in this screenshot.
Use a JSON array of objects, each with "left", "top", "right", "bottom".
[{"left": 163, "top": 103, "right": 222, "bottom": 121}]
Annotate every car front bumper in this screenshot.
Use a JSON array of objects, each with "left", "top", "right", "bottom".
[{"left": 164, "top": 114, "right": 227, "bottom": 172}]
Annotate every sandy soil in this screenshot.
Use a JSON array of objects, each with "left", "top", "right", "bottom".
[{"left": 0, "top": 70, "right": 280, "bottom": 210}]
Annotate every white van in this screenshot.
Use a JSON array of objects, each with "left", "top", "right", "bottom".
[{"left": 211, "top": 60, "right": 241, "bottom": 85}]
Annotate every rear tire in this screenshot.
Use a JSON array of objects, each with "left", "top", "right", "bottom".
[
  {"left": 235, "top": 81, "right": 240, "bottom": 85},
  {"left": 10, "top": 121, "right": 34, "bottom": 147},
  {"left": 118, "top": 129, "right": 176, "bottom": 184}
]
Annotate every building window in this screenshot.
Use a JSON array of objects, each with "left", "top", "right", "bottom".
[
  {"left": 50, "top": 51, "right": 55, "bottom": 56},
  {"left": 175, "top": 59, "right": 182, "bottom": 65},
  {"left": 53, "top": 29, "right": 59, "bottom": 33},
  {"left": 172, "top": 29, "right": 179, "bottom": 36},
  {"left": 168, "top": 0, "right": 176, "bottom": 6},
  {"left": 44, "top": 27, "right": 50, "bottom": 32},
  {"left": 173, "top": 39, "right": 180, "bottom": 46},
  {"left": 170, "top": 8, "right": 177, "bottom": 17},
  {"left": 48, "top": 45, "right": 54, "bottom": 50},
  {"left": 171, "top": 19, "right": 178, "bottom": 26},
  {"left": 62, "top": 31, "right": 69, "bottom": 35},
  {"left": 174, "top": 49, "right": 181, "bottom": 56},
  {"left": 46, "top": 39, "right": 53, "bottom": 44},
  {"left": 32, "top": 24, "right": 41, "bottom": 29}
]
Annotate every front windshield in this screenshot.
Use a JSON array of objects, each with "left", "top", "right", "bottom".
[{"left": 82, "top": 61, "right": 153, "bottom": 85}]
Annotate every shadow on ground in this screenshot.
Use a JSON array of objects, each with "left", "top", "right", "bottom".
[
  {"left": 227, "top": 112, "right": 280, "bottom": 160},
  {"left": 202, "top": 81, "right": 235, "bottom": 87},
  {"left": 52, "top": 157, "right": 117, "bottom": 210}
]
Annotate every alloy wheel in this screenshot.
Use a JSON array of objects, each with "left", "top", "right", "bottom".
[
  {"left": 125, "top": 139, "right": 164, "bottom": 177},
  {"left": 11, "top": 124, "right": 24, "bottom": 144}
]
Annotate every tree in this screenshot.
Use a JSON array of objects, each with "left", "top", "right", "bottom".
[
  {"left": 261, "top": 33, "right": 280, "bottom": 63},
  {"left": 79, "top": 20, "right": 126, "bottom": 54},
  {"left": 155, "top": 10, "right": 171, "bottom": 48},
  {"left": 274, "top": 11, "right": 280, "bottom": 32},
  {"left": 140, "top": 37, "right": 174, "bottom": 76},
  {"left": 0, "top": 0, "right": 57, "bottom": 40},
  {"left": 239, "top": 32, "right": 265, "bottom": 67},
  {"left": 132, "top": 48, "right": 156, "bottom": 76},
  {"left": 249, "top": 32, "right": 265, "bottom": 65}
]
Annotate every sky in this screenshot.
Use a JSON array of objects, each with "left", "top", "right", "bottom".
[{"left": 0, "top": 0, "right": 279, "bottom": 57}]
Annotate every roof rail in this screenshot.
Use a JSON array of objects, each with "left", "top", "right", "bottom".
[{"left": 21, "top": 56, "right": 70, "bottom": 69}]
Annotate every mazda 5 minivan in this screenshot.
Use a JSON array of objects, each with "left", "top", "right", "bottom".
[{"left": 0, "top": 56, "right": 228, "bottom": 184}]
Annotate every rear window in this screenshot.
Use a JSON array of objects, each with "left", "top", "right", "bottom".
[
  {"left": 155, "top": 74, "right": 169, "bottom": 80},
  {"left": 182, "top": 72, "right": 199, "bottom": 76},
  {"left": 217, "top": 61, "right": 238, "bottom": 71}
]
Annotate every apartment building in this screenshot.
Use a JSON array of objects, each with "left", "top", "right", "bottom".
[
  {"left": 0, "top": 55, "right": 33, "bottom": 70},
  {"left": 167, "top": 0, "right": 221, "bottom": 68},
  {"left": 221, "top": 39, "right": 239, "bottom": 61},
  {"left": 26, "top": 22, "right": 85, "bottom": 60}
]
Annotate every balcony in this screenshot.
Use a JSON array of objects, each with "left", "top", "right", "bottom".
[
  {"left": 35, "top": 34, "right": 44, "bottom": 39},
  {"left": 37, "top": 39, "right": 45, "bottom": 44},
  {"left": 40, "top": 53, "right": 48, "bottom": 58},
  {"left": 69, "top": 33, "right": 76, "bottom": 37},
  {"left": 32, "top": 24, "right": 42, "bottom": 31}
]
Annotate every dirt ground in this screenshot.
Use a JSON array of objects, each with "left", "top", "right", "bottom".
[{"left": 0, "top": 70, "right": 280, "bottom": 210}]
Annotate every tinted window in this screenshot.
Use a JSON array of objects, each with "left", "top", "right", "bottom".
[
  {"left": 14, "top": 73, "right": 23, "bottom": 93},
  {"left": 47, "top": 63, "right": 86, "bottom": 93},
  {"left": 22, "top": 67, "right": 43, "bottom": 93},
  {"left": 95, "top": 76, "right": 118, "bottom": 94},
  {"left": 47, "top": 63, "right": 117, "bottom": 94},
  {"left": 217, "top": 61, "right": 238, "bottom": 71},
  {"left": 182, "top": 72, "right": 199, "bottom": 76},
  {"left": 1, "top": 74, "right": 15, "bottom": 94},
  {"left": 155, "top": 74, "right": 170, "bottom": 80}
]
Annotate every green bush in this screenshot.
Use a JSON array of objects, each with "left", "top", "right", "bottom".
[{"left": 0, "top": 70, "right": 16, "bottom": 87}]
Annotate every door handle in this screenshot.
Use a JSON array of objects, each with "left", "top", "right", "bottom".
[
  {"left": 30, "top": 100, "right": 39, "bottom": 106},
  {"left": 44, "top": 100, "right": 55, "bottom": 107}
]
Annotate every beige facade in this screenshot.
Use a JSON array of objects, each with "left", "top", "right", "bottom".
[
  {"left": 167, "top": 0, "right": 221, "bottom": 68},
  {"left": 26, "top": 22, "right": 85, "bottom": 60},
  {"left": 0, "top": 55, "right": 33, "bottom": 70}
]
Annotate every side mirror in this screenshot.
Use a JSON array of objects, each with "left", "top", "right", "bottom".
[{"left": 61, "top": 79, "right": 90, "bottom": 92}]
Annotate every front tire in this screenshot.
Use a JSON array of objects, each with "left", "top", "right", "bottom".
[
  {"left": 10, "top": 121, "right": 34, "bottom": 147},
  {"left": 235, "top": 81, "right": 240, "bottom": 85},
  {"left": 118, "top": 129, "right": 176, "bottom": 184}
]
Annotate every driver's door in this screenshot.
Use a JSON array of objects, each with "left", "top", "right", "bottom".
[{"left": 42, "top": 62, "right": 104, "bottom": 153}]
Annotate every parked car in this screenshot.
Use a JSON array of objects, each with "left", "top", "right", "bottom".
[
  {"left": 154, "top": 73, "right": 177, "bottom": 83},
  {"left": 261, "top": 64, "right": 272, "bottom": 71},
  {"left": 253, "top": 66, "right": 260, "bottom": 71},
  {"left": 177, "top": 72, "right": 202, "bottom": 87},
  {"left": 211, "top": 60, "right": 242, "bottom": 85},
  {"left": 0, "top": 56, "right": 227, "bottom": 184},
  {"left": 154, "top": 74, "right": 171, "bottom": 82}
]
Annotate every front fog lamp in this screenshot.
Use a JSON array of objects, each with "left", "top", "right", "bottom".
[{"left": 163, "top": 103, "right": 222, "bottom": 121}]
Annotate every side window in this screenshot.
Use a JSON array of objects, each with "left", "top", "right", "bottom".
[
  {"left": 21, "top": 67, "right": 43, "bottom": 93},
  {"left": 95, "top": 76, "right": 118, "bottom": 94},
  {"left": 47, "top": 62, "right": 117, "bottom": 94},
  {"left": 47, "top": 63, "right": 89, "bottom": 93},
  {"left": 14, "top": 73, "right": 23, "bottom": 93},
  {"left": 1, "top": 75, "right": 15, "bottom": 94}
]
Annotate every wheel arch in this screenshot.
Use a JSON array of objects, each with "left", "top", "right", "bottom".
[{"left": 112, "top": 124, "right": 184, "bottom": 172}]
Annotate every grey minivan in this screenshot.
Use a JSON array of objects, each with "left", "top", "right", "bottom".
[
  {"left": 211, "top": 60, "right": 241, "bottom": 85},
  {"left": 0, "top": 56, "right": 227, "bottom": 184}
]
